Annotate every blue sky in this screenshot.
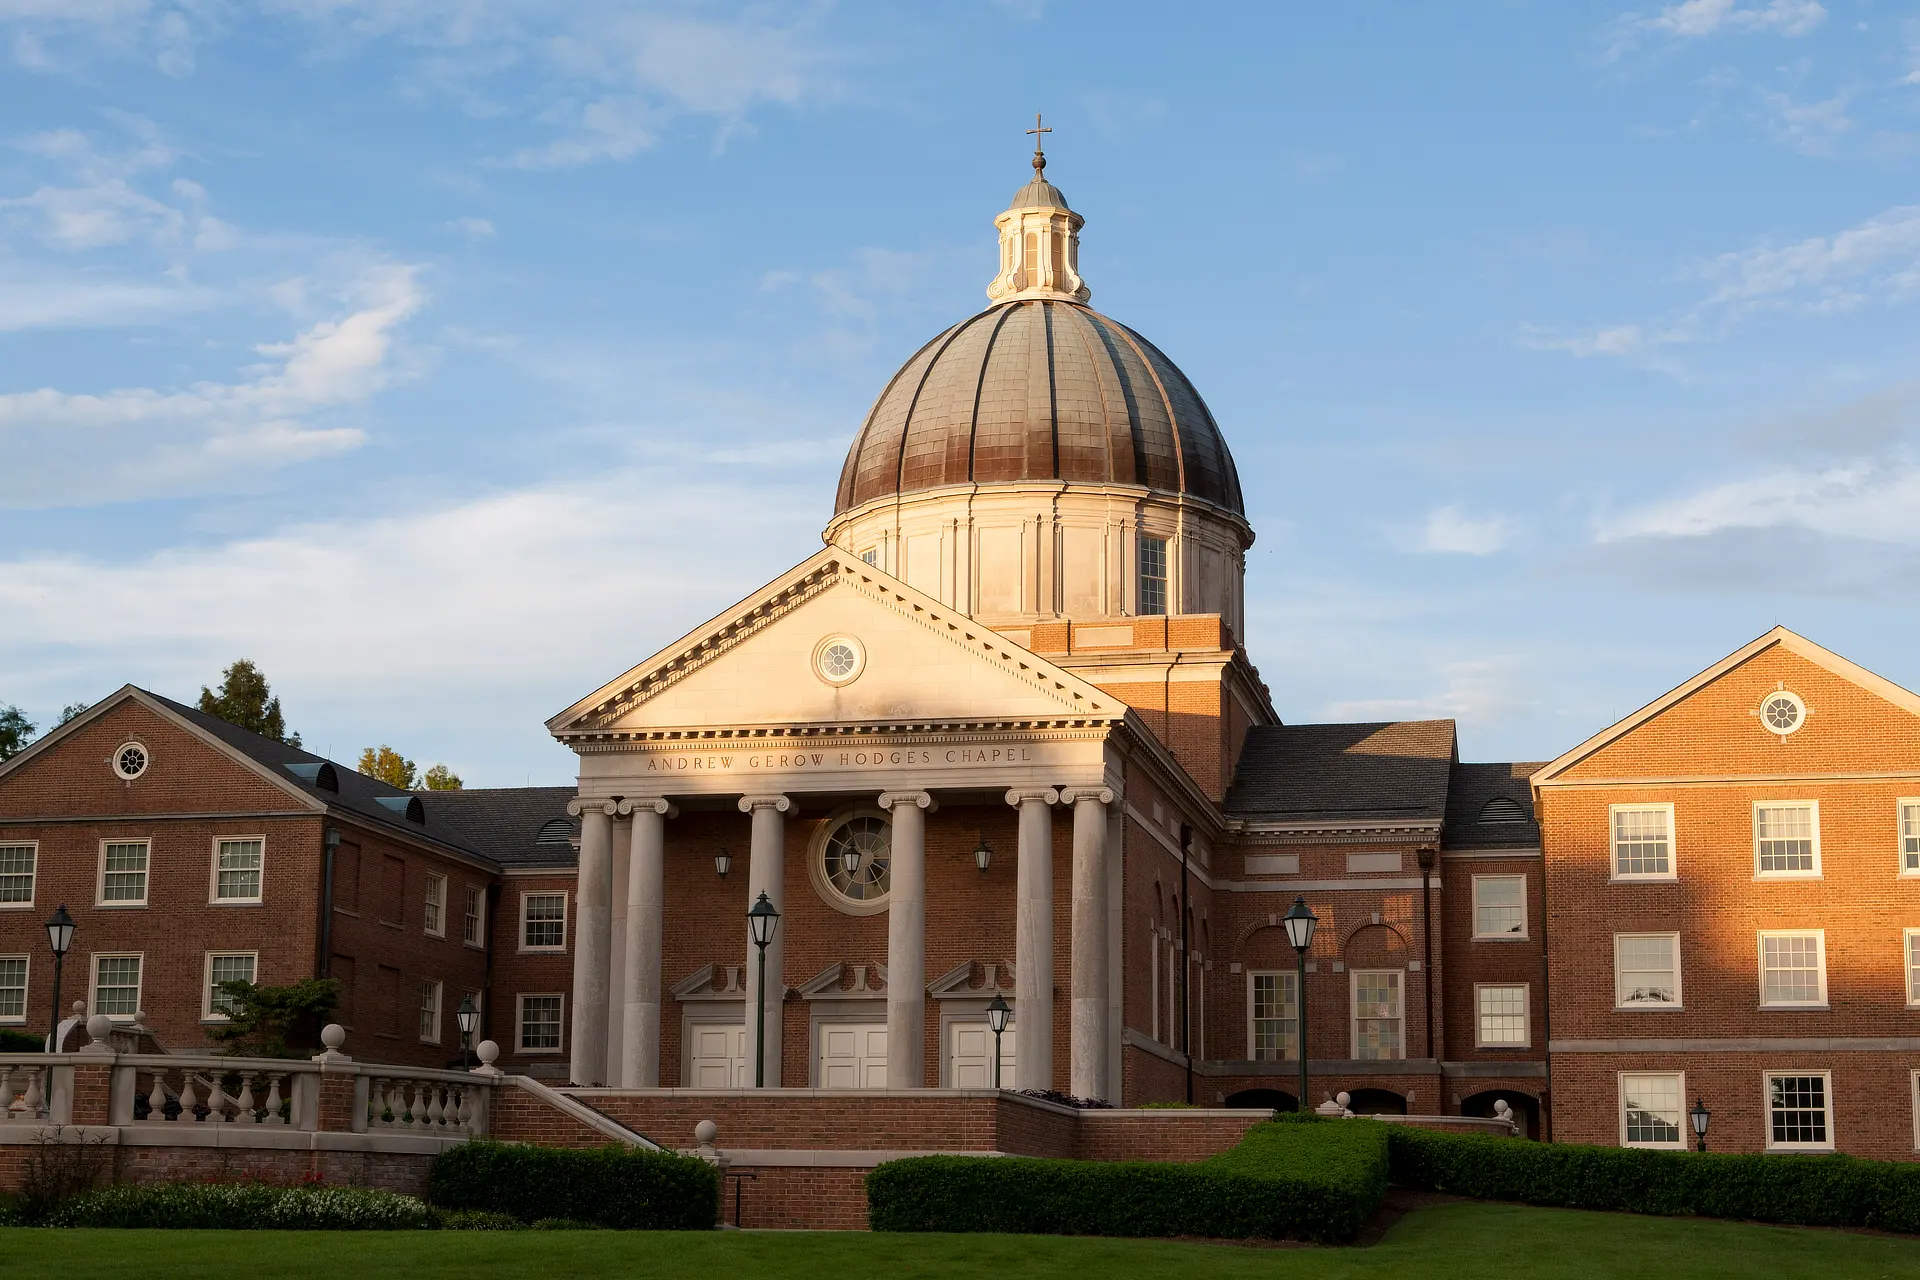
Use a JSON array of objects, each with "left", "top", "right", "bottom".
[{"left": 2, "top": 0, "right": 1918, "bottom": 784}]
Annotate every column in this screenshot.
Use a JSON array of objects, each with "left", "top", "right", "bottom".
[
  {"left": 1063, "top": 788, "right": 1113, "bottom": 1102},
  {"left": 739, "top": 795, "right": 791, "bottom": 1088},
  {"left": 567, "top": 798, "right": 615, "bottom": 1087},
  {"left": 1006, "top": 787, "right": 1059, "bottom": 1092},
  {"left": 620, "top": 799, "right": 675, "bottom": 1088},
  {"left": 879, "top": 791, "right": 934, "bottom": 1089},
  {"left": 606, "top": 813, "right": 630, "bottom": 1087}
]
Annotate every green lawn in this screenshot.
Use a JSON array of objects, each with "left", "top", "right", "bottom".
[{"left": 0, "top": 1202, "right": 1913, "bottom": 1279}]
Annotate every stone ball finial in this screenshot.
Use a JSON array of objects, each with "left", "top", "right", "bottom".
[
  {"left": 694, "top": 1119, "right": 718, "bottom": 1146},
  {"left": 321, "top": 1023, "right": 346, "bottom": 1050},
  {"left": 132, "top": 1009, "right": 148, "bottom": 1028},
  {"left": 1335, "top": 1091, "right": 1351, "bottom": 1107},
  {"left": 71, "top": 999, "right": 85, "bottom": 1016},
  {"left": 476, "top": 1040, "right": 499, "bottom": 1066},
  {"left": 1494, "top": 1099, "right": 1512, "bottom": 1117},
  {"left": 85, "top": 1013, "right": 113, "bottom": 1044}
]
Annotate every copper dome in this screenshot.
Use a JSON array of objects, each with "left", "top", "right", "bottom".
[{"left": 832, "top": 298, "right": 1245, "bottom": 519}]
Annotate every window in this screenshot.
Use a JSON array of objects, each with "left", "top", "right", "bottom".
[
  {"left": 1476, "top": 983, "right": 1530, "bottom": 1047},
  {"left": 99, "top": 840, "right": 150, "bottom": 905},
  {"left": 1472, "top": 875, "right": 1527, "bottom": 939},
  {"left": 424, "top": 874, "right": 446, "bottom": 937},
  {"left": 860, "top": 548, "right": 879, "bottom": 566},
  {"left": 1248, "top": 971, "right": 1297, "bottom": 1061},
  {"left": 1352, "top": 970, "right": 1403, "bottom": 1060},
  {"left": 522, "top": 893, "right": 567, "bottom": 950},
  {"left": 0, "top": 845, "right": 35, "bottom": 906},
  {"left": 1903, "top": 801, "right": 1920, "bottom": 876},
  {"left": 0, "top": 957, "right": 26, "bottom": 1023},
  {"left": 1908, "top": 930, "right": 1920, "bottom": 1008},
  {"left": 1611, "top": 805, "right": 1674, "bottom": 879},
  {"left": 1614, "top": 933, "right": 1682, "bottom": 1008},
  {"left": 519, "top": 994, "right": 563, "bottom": 1051},
  {"left": 1759, "top": 930, "right": 1827, "bottom": 1007},
  {"left": 1766, "top": 1072, "right": 1832, "bottom": 1150},
  {"left": 205, "top": 952, "right": 256, "bottom": 1019},
  {"left": 212, "top": 838, "right": 263, "bottom": 902},
  {"left": 419, "top": 980, "right": 442, "bottom": 1044},
  {"left": 1759, "top": 690, "right": 1806, "bottom": 737},
  {"left": 1620, "top": 1072, "right": 1686, "bottom": 1149},
  {"left": 113, "top": 741, "right": 149, "bottom": 779},
  {"left": 1754, "top": 802, "right": 1819, "bottom": 877},
  {"left": 464, "top": 886, "right": 485, "bottom": 947},
  {"left": 92, "top": 954, "right": 142, "bottom": 1019},
  {"left": 820, "top": 814, "right": 890, "bottom": 908},
  {"left": 1138, "top": 535, "right": 1168, "bottom": 616}
]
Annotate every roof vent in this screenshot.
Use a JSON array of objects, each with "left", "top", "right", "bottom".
[
  {"left": 283, "top": 761, "right": 339, "bottom": 792},
  {"left": 376, "top": 795, "right": 426, "bottom": 824},
  {"left": 536, "top": 818, "right": 576, "bottom": 846},
  {"left": 1478, "top": 796, "right": 1526, "bottom": 824}
]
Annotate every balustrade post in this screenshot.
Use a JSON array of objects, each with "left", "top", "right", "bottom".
[
  {"left": 147, "top": 1070, "right": 170, "bottom": 1122},
  {"left": 205, "top": 1076, "right": 228, "bottom": 1123},
  {"left": 264, "top": 1074, "right": 285, "bottom": 1126},
  {"left": 235, "top": 1076, "right": 258, "bottom": 1124},
  {"left": 0, "top": 1067, "right": 16, "bottom": 1120},
  {"left": 109, "top": 1064, "right": 139, "bottom": 1125},
  {"left": 179, "top": 1073, "right": 199, "bottom": 1121},
  {"left": 21, "top": 1068, "right": 43, "bottom": 1120}
]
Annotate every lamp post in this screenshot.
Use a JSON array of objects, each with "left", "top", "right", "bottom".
[
  {"left": 714, "top": 846, "right": 731, "bottom": 879},
  {"left": 1281, "top": 896, "right": 1318, "bottom": 1114},
  {"left": 972, "top": 833, "right": 992, "bottom": 873},
  {"left": 44, "top": 904, "right": 74, "bottom": 1056},
  {"left": 986, "top": 993, "right": 1011, "bottom": 1090},
  {"left": 839, "top": 841, "right": 863, "bottom": 878},
  {"left": 456, "top": 994, "right": 480, "bottom": 1072},
  {"left": 746, "top": 892, "right": 780, "bottom": 1088},
  {"left": 1690, "top": 1097, "right": 1711, "bottom": 1152}
]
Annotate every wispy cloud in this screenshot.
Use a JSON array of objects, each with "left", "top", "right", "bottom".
[
  {"left": 1323, "top": 659, "right": 1536, "bottom": 726},
  {"left": 0, "top": 0, "right": 217, "bottom": 77},
  {"left": 444, "top": 215, "right": 496, "bottom": 240},
  {"left": 1416, "top": 506, "right": 1513, "bottom": 555},
  {"left": 1605, "top": 0, "right": 1827, "bottom": 59}
]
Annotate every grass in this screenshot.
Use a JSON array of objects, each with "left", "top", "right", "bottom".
[{"left": 0, "top": 1202, "right": 1915, "bottom": 1279}]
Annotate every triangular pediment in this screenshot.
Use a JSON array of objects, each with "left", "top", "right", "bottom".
[{"left": 549, "top": 549, "right": 1123, "bottom": 738}]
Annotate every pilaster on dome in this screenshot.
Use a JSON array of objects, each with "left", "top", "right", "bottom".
[{"left": 987, "top": 115, "right": 1089, "bottom": 304}]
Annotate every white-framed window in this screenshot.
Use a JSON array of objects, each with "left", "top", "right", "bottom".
[
  {"left": 204, "top": 951, "right": 257, "bottom": 1019},
  {"left": 1472, "top": 874, "right": 1527, "bottom": 939},
  {"left": 419, "top": 980, "right": 442, "bottom": 1044},
  {"left": 424, "top": 873, "right": 446, "bottom": 937},
  {"left": 1475, "top": 983, "right": 1530, "bottom": 1048},
  {"left": 1902, "top": 799, "right": 1920, "bottom": 877},
  {"left": 1754, "top": 802, "right": 1820, "bottom": 878},
  {"left": 211, "top": 837, "right": 264, "bottom": 903},
  {"left": 0, "top": 956, "right": 27, "bottom": 1023},
  {"left": 1766, "top": 1071, "right": 1833, "bottom": 1151},
  {"left": 0, "top": 844, "right": 35, "bottom": 907},
  {"left": 98, "top": 839, "right": 150, "bottom": 906},
  {"left": 1907, "top": 929, "right": 1920, "bottom": 1008},
  {"left": 1619, "top": 1071, "right": 1686, "bottom": 1149},
  {"left": 1610, "top": 804, "right": 1674, "bottom": 880},
  {"left": 1247, "top": 970, "right": 1297, "bottom": 1061},
  {"left": 1138, "top": 534, "right": 1168, "bottom": 617},
  {"left": 518, "top": 993, "right": 563, "bottom": 1052},
  {"left": 1759, "top": 930, "right": 1827, "bottom": 1008},
  {"left": 521, "top": 892, "right": 567, "bottom": 951},
  {"left": 1614, "top": 933, "right": 1682, "bottom": 1009},
  {"left": 92, "top": 953, "right": 143, "bottom": 1019},
  {"left": 463, "top": 886, "right": 485, "bottom": 947},
  {"left": 860, "top": 548, "right": 879, "bottom": 566},
  {"left": 1351, "top": 969, "right": 1403, "bottom": 1061}
]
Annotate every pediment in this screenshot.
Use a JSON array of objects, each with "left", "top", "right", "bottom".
[{"left": 549, "top": 550, "right": 1122, "bottom": 738}]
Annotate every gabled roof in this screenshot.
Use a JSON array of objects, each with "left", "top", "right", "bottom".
[
  {"left": 424, "top": 787, "right": 579, "bottom": 868},
  {"left": 1224, "top": 720, "right": 1457, "bottom": 825},
  {"left": 1530, "top": 626, "right": 1920, "bottom": 787},
  {"left": 1442, "top": 762, "right": 1543, "bottom": 849}
]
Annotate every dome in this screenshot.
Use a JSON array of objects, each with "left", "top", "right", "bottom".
[
  {"left": 832, "top": 298, "right": 1245, "bottom": 519},
  {"left": 1008, "top": 177, "right": 1070, "bottom": 211}
]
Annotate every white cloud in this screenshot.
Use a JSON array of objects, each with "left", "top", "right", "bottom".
[
  {"left": 444, "top": 215, "right": 496, "bottom": 240},
  {"left": 0, "top": 265, "right": 212, "bottom": 330},
  {"left": 1760, "top": 89, "right": 1853, "bottom": 156},
  {"left": 0, "top": 1, "right": 218, "bottom": 76},
  {"left": 1418, "top": 506, "right": 1512, "bottom": 555},
  {"left": 1323, "top": 659, "right": 1536, "bottom": 726},
  {"left": 1520, "top": 323, "right": 1650, "bottom": 359},
  {"left": 1597, "top": 460, "right": 1920, "bottom": 545},
  {"left": 1607, "top": 0, "right": 1826, "bottom": 57},
  {"left": 0, "top": 116, "right": 235, "bottom": 251}
]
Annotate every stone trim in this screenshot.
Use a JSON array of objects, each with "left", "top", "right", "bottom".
[
  {"left": 1441, "top": 1060, "right": 1548, "bottom": 1078},
  {"left": 509, "top": 1075, "right": 657, "bottom": 1148},
  {"left": 1550, "top": 1037, "right": 1920, "bottom": 1053}
]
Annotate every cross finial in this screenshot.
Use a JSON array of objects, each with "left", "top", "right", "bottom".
[{"left": 1026, "top": 112, "right": 1050, "bottom": 175}]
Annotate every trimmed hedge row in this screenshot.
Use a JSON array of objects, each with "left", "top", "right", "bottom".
[
  {"left": 1387, "top": 1126, "right": 1920, "bottom": 1233},
  {"left": 427, "top": 1140, "right": 718, "bottom": 1230},
  {"left": 46, "top": 1183, "right": 437, "bottom": 1230},
  {"left": 866, "top": 1114, "right": 1387, "bottom": 1243}
]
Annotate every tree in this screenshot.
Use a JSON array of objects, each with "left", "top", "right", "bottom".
[
  {"left": 206, "top": 977, "right": 340, "bottom": 1058},
  {"left": 358, "top": 745, "right": 418, "bottom": 790},
  {"left": 422, "top": 763, "right": 463, "bottom": 791},
  {"left": 199, "top": 660, "right": 301, "bottom": 746},
  {"left": 56, "top": 701, "right": 89, "bottom": 726},
  {"left": 0, "top": 707, "right": 33, "bottom": 762}
]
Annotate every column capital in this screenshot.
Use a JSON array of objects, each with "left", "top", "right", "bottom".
[
  {"left": 617, "top": 798, "right": 678, "bottom": 818},
  {"left": 878, "top": 791, "right": 937, "bottom": 812},
  {"left": 568, "top": 797, "right": 621, "bottom": 818},
  {"left": 738, "top": 794, "right": 793, "bottom": 814},
  {"left": 1060, "top": 787, "right": 1115, "bottom": 806},
  {"left": 1005, "top": 787, "right": 1060, "bottom": 808}
]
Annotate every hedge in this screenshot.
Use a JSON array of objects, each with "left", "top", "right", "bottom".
[
  {"left": 427, "top": 1140, "right": 718, "bottom": 1230},
  {"left": 1387, "top": 1126, "right": 1920, "bottom": 1233},
  {"left": 866, "top": 1114, "right": 1387, "bottom": 1243},
  {"left": 46, "top": 1184, "right": 437, "bottom": 1230}
]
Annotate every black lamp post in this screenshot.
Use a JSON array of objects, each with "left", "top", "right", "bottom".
[
  {"left": 985, "top": 992, "right": 1012, "bottom": 1090},
  {"left": 1690, "top": 1097, "right": 1711, "bottom": 1152},
  {"left": 747, "top": 892, "right": 780, "bottom": 1088},
  {"left": 972, "top": 833, "right": 992, "bottom": 873},
  {"left": 839, "top": 841, "right": 863, "bottom": 877},
  {"left": 714, "top": 846, "right": 731, "bottom": 878},
  {"left": 456, "top": 994, "right": 480, "bottom": 1071},
  {"left": 1281, "top": 895, "right": 1318, "bottom": 1114},
  {"left": 45, "top": 904, "right": 74, "bottom": 1055}
]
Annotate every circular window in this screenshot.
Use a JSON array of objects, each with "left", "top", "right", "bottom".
[
  {"left": 809, "top": 810, "right": 891, "bottom": 915},
  {"left": 813, "top": 634, "right": 866, "bottom": 687},
  {"left": 1760, "top": 690, "right": 1806, "bottom": 737},
  {"left": 113, "top": 742, "right": 149, "bottom": 780}
]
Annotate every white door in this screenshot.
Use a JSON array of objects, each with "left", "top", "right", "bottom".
[
  {"left": 949, "top": 1020, "right": 1015, "bottom": 1088},
  {"left": 818, "top": 1022, "right": 888, "bottom": 1088},
  {"left": 688, "top": 1022, "right": 747, "bottom": 1087}
]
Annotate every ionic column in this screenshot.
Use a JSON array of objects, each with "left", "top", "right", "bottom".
[
  {"left": 1062, "top": 787, "right": 1114, "bottom": 1102},
  {"left": 878, "top": 791, "right": 935, "bottom": 1089},
  {"left": 739, "top": 794, "right": 792, "bottom": 1088},
  {"left": 619, "top": 798, "right": 676, "bottom": 1088},
  {"left": 1006, "top": 787, "right": 1059, "bottom": 1092},
  {"left": 566, "top": 798, "right": 617, "bottom": 1087}
]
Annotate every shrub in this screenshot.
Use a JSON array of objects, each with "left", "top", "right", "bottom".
[
  {"left": 0, "top": 1029, "right": 41, "bottom": 1053},
  {"left": 428, "top": 1141, "right": 718, "bottom": 1230},
  {"left": 437, "top": 1208, "right": 524, "bottom": 1231},
  {"left": 46, "top": 1183, "right": 437, "bottom": 1230},
  {"left": 867, "top": 1115, "right": 1387, "bottom": 1243},
  {"left": 1387, "top": 1127, "right": 1920, "bottom": 1233}
]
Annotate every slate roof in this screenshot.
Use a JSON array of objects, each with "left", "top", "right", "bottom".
[
  {"left": 424, "top": 788, "right": 580, "bottom": 868},
  {"left": 1224, "top": 720, "right": 1457, "bottom": 824},
  {"left": 1441, "top": 762, "right": 1543, "bottom": 850}
]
